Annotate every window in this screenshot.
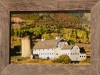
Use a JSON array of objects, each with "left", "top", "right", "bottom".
[
  {"left": 56, "top": 53, "right": 58, "bottom": 55},
  {"left": 52, "top": 53, "right": 53, "bottom": 55}
]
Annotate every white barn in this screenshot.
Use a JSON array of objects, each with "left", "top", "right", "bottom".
[{"left": 32, "top": 38, "right": 86, "bottom": 61}]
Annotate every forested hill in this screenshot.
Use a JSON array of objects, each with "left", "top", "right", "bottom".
[{"left": 11, "top": 12, "right": 90, "bottom": 45}]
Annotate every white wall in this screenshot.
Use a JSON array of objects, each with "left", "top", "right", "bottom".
[
  {"left": 70, "top": 46, "right": 86, "bottom": 61},
  {"left": 33, "top": 49, "right": 54, "bottom": 60},
  {"left": 54, "top": 48, "right": 70, "bottom": 59},
  {"left": 78, "top": 53, "right": 86, "bottom": 61},
  {"left": 54, "top": 48, "right": 61, "bottom": 59},
  {"left": 33, "top": 45, "right": 87, "bottom": 61},
  {"left": 59, "top": 50, "right": 70, "bottom": 56}
]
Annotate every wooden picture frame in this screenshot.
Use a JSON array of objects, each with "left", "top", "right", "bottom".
[{"left": 0, "top": 0, "right": 100, "bottom": 75}]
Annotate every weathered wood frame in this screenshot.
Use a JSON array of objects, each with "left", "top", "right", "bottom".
[{"left": 0, "top": 0, "right": 100, "bottom": 75}]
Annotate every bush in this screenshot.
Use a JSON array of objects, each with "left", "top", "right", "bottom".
[
  {"left": 79, "top": 58, "right": 90, "bottom": 64},
  {"left": 55, "top": 54, "right": 71, "bottom": 64}
]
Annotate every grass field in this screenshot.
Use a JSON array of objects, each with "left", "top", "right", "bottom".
[
  {"left": 11, "top": 56, "right": 90, "bottom": 65},
  {"left": 11, "top": 56, "right": 56, "bottom": 64}
]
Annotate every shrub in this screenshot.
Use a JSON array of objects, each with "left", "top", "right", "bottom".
[{"left": 55, "top": 54, "right": 71, "bottom": 64}]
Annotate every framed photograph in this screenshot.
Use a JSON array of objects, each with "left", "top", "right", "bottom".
[
  {"left": 10, "top": 11, "right": 90, "bottom": 65},
  {"left": 0, "top": 0, "right": 100, "bottom": 75}
]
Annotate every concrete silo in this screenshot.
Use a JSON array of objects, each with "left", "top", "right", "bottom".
[{"left": 21, "top": 36, "right": 31, "bottom": 57}]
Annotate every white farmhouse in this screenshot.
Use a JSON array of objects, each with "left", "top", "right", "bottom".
[{"left": 32, "top": 38, "right": 86, "bottom": 61}]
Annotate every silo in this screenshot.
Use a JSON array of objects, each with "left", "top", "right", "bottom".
[{"left": 21, "top": 36, "right": 31, "bottom": 57}]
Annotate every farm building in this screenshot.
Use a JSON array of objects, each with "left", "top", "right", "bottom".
[{"left": 32, "top": 37, "right": 86, "bottom": 61}]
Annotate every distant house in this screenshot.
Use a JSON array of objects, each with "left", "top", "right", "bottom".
[{"left": 32, "top": 37, "right": 86, "bottom": 61}]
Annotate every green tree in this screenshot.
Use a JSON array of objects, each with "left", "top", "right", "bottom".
[
  {"left": 42, "top": 33, "right": 50, "bottom": 39},
  {"left": 68, "top": 40, "right": 75, "bottom": 45},
  {"left": 11, "top": 27, "right": 14, "bottom": 36},
  {"left": 33, "top": 26, "right": 42, "bottom": 38},
  {"left": 63, "top": 29, "right": 71, "bottom": 41},
  {"left": 14, "top": 28, "right": 18, "bottom": 37}
]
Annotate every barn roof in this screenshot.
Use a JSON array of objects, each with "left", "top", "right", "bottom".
[
  {"left": 61, "top": 45, "right": 73, "bottom": 50},
  {"left": 33, "top": 38, "right": 62, "bottom": 49}
]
